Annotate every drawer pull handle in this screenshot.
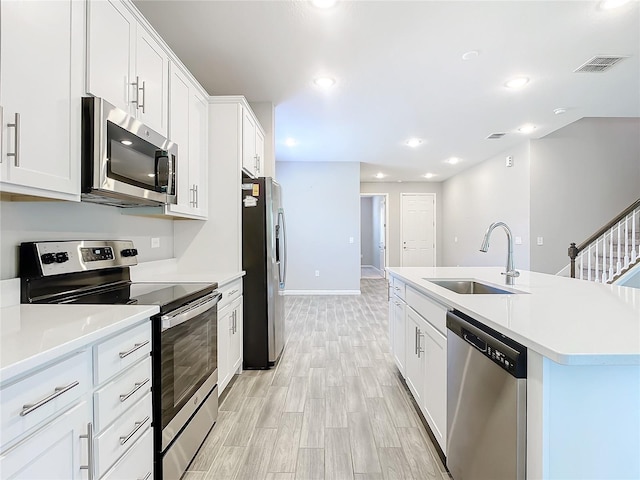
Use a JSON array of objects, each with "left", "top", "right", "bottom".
[
  {"left": 20, "top": 380, "right": 80, "bottom": 417},
  {"left": 119, "top": 340, "right": 150, "bottom": 359},
  {"left": 79, "top": 422, "right": 94, "bottom": 480},
  {"left": 119, "top": 378, "right": 150, "bottom": 402},
  {"left": 119, "top": 415, "right": 150, "bottom": 445},
  {"left": 228, "top": 289, "right": 239, "bottom": 296},
  {"left": 139, "top": 473, "right": 152, "bottom": 480}
]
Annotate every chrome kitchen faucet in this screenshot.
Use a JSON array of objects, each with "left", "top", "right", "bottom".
[{"left": 480, "top": 222, "right": 520, "bottom": 285}]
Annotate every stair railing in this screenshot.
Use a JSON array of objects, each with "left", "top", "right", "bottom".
[{"left": 567, "top": 198, "right": 640, "bottom": 283}]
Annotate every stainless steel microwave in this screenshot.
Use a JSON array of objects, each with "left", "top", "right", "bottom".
[{"left": 81, "top": 97, "right": 177, "bottom": 207}]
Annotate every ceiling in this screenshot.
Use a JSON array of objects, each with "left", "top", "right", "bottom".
[{"left": 134, "top": 0, "right": 640, "bottom": 182}]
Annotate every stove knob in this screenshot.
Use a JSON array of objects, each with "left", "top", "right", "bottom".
[
  {"left": 121, "top": 248, "right": 138, "bottom": 257},
  {"left": 55, "top": 252, "right": 69, "bottom": 263},
  {"left": 41, "top": 253, "right": 56, "bottom": 265}
]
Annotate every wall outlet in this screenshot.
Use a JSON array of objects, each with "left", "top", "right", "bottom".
[
  {"left": 515, "top": 236, "right": 522, "bottom": 245},
  {"left": 349, "top": 237, "right": 354, "bottom": 244},
  {"left": 506, "top": 155, "right": 514, "bottom": 167},
  {"left": 151, "top": 237, "right": 160, "bottom": 248},
  {"left": 315, "top": 270, "right": 320, "bottom": 277},
  {"left": 537, "top": 236, "right": 544, "bottom": 246},
  {"left": 454, "top": 236, "right": 458, "bottom": 243}
]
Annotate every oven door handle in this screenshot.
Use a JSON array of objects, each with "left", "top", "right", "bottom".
[{"left": 160, "top": 292, "right": 222, "bottom": 331}]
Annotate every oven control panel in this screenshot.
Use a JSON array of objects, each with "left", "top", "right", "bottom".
[{"left": 24, "top": 240, "right": 139, "bottom": 276}]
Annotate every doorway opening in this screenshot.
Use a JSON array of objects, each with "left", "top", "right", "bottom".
[{"left": 360, "top": 193, "right": 389, "bottom": 279}]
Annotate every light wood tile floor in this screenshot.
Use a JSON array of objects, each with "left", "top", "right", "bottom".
[{"left": 185, "top": 279, "right": 450, "bottom": 480}]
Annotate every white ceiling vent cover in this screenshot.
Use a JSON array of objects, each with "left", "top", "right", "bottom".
[
  {"left": 486, "top": 133, "right": 507, "bottom": 139},
  {"left": 574, "top": 55, "right": 628, "bottom": 73}
]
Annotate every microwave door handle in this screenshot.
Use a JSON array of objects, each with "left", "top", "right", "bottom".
[{"left": 160, "top": 292, "right": 222, "bottom": 331}]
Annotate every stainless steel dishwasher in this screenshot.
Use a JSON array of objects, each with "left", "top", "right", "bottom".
[{"left": 446, "top": 310, "right": 527, "bottom": 480}]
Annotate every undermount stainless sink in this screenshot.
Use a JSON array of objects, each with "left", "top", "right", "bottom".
[{"left": 426, "top": 279, "right": 519, "bottom": 295}]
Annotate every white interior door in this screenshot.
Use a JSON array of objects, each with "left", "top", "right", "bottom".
[
  {"left": 379, "top": 197, "right": 387, "bottom": 276},
  {"left": 401, "top": 193, "right": 436, "bottom": 267}
]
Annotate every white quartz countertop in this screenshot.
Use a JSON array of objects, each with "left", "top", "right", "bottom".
[
  {"left": 387, "top": 267, "right": 640, "bottom": 366},
  {"left": 0, "top": 304, "right": 159, "bottom": 382}
]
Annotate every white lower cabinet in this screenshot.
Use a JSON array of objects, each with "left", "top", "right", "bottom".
[
  {"left": 217, "top": 278, "right": 243, "bottom": 395},
  {"left": 389, "top": 274, "right": 448, "bottom": 454},
  {"left": 0, "top": 401, "right": 90, "bottom": 480},
  {"left": 0, "top": 319, "right": 153, "bottom": 480}
]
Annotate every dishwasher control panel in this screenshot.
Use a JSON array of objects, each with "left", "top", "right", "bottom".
[{"left": 487, "top": 345, "right": 516, "bottom": 373}]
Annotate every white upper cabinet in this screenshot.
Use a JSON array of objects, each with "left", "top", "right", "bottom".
[
  {"left": 241, "top": 107, "right": 265, "bottom": 177},
  {"left": 163, "top": 63, "right": 208, "bottom": 220},
  {"left": 0, "top": 0, "right": 83, "bottom": 200},
  {"left": 87, "top": 0, "right": 168, "bottom": 136}
]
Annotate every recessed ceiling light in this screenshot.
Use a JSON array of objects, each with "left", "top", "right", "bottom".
[
  {"left": 553, "top": 108, "right": 567, "bottom": 115},
  {"left": 284, "top": 138, "right": 297, "bottom": 147},
  {"left": 311, "top": 0, "right": 337, "bottom": 8},
  {"left": 599, "top": 0, "right": 630, "bottom": 9},
  {"left": 405, "top": 138, "right": 423, "bottom": 148},
  {"left": 518, "top": 124, "right": 537, "bottom": 134},
  {"left": 445, "top": 157, "right": 461, "bottom": 165},
  {"left": 121, "top": 140, "right": 133, "bottom": 146},
  {"left": 504, "top": 76, "right": 530, "bottom": 89},
  {"left": 375, "top": 172, "right": 385, "bottom": 179},
  {"left": 313, "top": 76, "right": 336, "bottom": 88},
  {"left": 423, "top": 173, "right": 436, "bottom": 179},
  {"left": 462, "top": 50, "right": 479, "bottom": 61}
]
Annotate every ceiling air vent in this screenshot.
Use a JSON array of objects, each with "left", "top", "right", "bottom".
[
  {"left": 486, "top": 133, "right": 506, "bottom": 139},
  {"left": 574, "top": 55, "right": 627, "bottom": 73}
]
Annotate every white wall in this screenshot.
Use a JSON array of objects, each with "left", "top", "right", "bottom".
[
  {"left": 277, "top": 161, "right": 361, "bottom": 293},
  {"left": 360, "top": 197, "right": 374, "bottom": 265},
  {"left": 0, "top": 200, "right": 174, "bottom": 279},
  {"left": 530, "top": 117, "right": 640, "bottom": 274},
  {"left": 361, "top": 182, "right": 442, "bottom": 267},
  {"left": 441, "top": 142, "right": 531, "bottom": 269}
]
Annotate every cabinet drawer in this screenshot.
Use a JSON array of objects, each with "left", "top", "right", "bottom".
[
  {"left": 406, "top": 286, "right": 448, "bottom": 335},
  {"left": 391, "top": 276, "right": 406, "bottom": 300},
  {"left": 94, "top": 322, "right": 151, "bottom": 385},
  {"left": 95, "top": 392, "right": 152, "bottom": 478},
  {"left": 0, "top": 350, "right": 91, "bottom": 449},
  {"left": 218, "top": 278, "right": 242, "bottom": 310},
  {"left": 94, "top": 357, "right": 152, "bottom": 432},
  {"left": 102, "top": 426, "right": 153, "bottom": 480}
]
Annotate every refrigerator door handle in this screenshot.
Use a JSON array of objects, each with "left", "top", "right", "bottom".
[{"left": 278, "top": 209, "right": 287, "bottom": 289}]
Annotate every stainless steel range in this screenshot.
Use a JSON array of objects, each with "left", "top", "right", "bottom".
[{"left": 19, "top": 240, "right": 220, "bottom": 480}]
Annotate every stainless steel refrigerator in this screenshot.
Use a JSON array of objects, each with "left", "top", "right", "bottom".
[{"left": 241, "top": 176, "right": 287, "bottom": 368}]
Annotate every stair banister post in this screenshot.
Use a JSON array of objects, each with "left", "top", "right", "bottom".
[{"left": 568, "top": 242, "right": 579, "bottom": 278}]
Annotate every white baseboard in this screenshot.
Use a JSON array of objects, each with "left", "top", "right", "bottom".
[{"left": 282, "top": 290, "right": 361, "bottom": 296}]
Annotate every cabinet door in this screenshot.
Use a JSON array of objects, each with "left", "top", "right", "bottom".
[
  {"left": 189, "top": 90, "right": 208, "bottom": 217},
  {"left": 255, "top": 128, "right": 265, "bottom": 176},
  {"left": 86, "top": 0, "right": 135, "bottom": 113},
  {"left": 404, "top": 308, "right": 425, "bottom": 406},
  {"left": 391, "top": 298, "right": 406, "bottom": 376},
  {"left": 0, "top": 0, "right": 82, "bottom": 197},
  {"left": 241, "top": 108, "right": 257, "bottom": 175},
  {"left": 228, "top": 298, "right": 243, "bottom": 376},
  {"left": 217, "top": 303, "right": 232, "bottom": 395},
  {"left": 135, "top": 27, "right": 169, "bottom": 136},
  {"left": 168, "top": 65, "right": 191, "bottom": 211},
  {"left": 422, "top": 320, "right": 447, "bottom": 452},
  {"left": 0, "top": 401, "right": 90, "bottom": 480}
]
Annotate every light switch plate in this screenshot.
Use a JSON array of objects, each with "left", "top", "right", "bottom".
[
  {"left": 537, "top": 236, "right": 544, "bottom": 246},
  {"left": 515, "top": 236, "right": 522, "bottom": 245},
  {"left": 151, "top": 237, "right": 160, "bottom": 248}
]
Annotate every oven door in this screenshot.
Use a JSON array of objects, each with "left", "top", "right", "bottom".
[{"left": 156, "top": 292, "right": 221, "bottom": 450}]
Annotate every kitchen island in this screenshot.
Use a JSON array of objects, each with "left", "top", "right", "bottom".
[{"left": 387, "top": 266, "right": 640, "bottom": 480}]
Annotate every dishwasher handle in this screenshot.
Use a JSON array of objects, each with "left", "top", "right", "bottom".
[{"left": 447, "top": 310, "right": 527, "bottom": 378}]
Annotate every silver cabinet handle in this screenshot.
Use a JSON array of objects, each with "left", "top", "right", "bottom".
[
  {"left": 7, "top": 112, "right": 20, "bottom": 166},
  {"left": 417, "top": 330, "right": 424, "bottom": 358},
  {"left": 139, "top": 473, "right": 151, "bottom": 480},
  {"left": 119, "top": 416, "right": 150, "bottom": 445},
  {"left": 139, "top": 80, "right": 146, "bottom": 114},
  {"left": 119, "top": 340, "right": 150, "bottom": 359},
  {"left": 194, "top": 184, "right": 198, "bottom": 208},
  {"left": 228, "top": 288, "right": 239, "bottom": 296},
  {"left": 20, "top": 380, "right": 80, "bottom": 416},
  {"left": 394, "top": 301, "right": 400, "bottom": 306},
  {"left": 119, "top": 378, "right": 150, "bottom": 402},
  {"left": 414, "top": 326, "right": 419, "bottom": 355},
  {"left": 131, "top": 76, "right": 140, "bottom": 107},
  {"left": 80, "top": 422, "right": 94, "bottom": 480},
  {"left": 394, "top": 286, "right": 400, "bottom": 291}
]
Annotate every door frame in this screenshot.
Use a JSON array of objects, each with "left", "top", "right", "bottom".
[
  {"left": 360, "top": 193, "right": 389, "bottom": 278},
  {"left": 400, "top": 192, "right": 437, "bottom": 267}
]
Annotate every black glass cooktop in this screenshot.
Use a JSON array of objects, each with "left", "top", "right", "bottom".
[{"left": 51, "top": 282, "right": 217, "bottom": 315}]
